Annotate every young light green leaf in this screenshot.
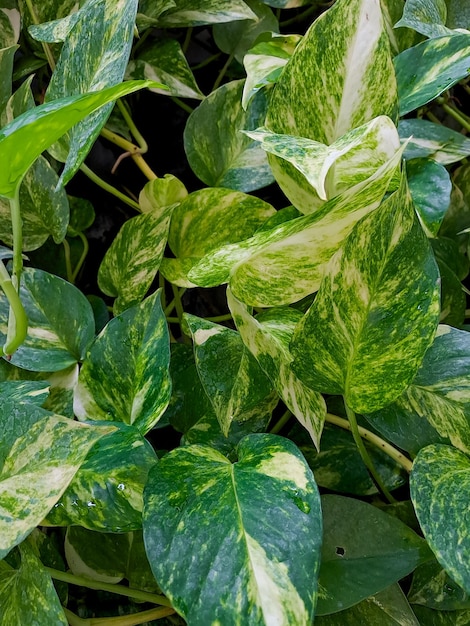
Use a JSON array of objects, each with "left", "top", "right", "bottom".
[
  {"left": 291, "top": 171, "right": 440, "bottom": 414},
  {"left": 0, "top": 268, "right": 95, "bottom": 372},
  {"left": 156, "top": 0, "right": 257, "bottom": 26},
  {"left": 265, "top": 0, "right": 398, "bottom": 212},
  {"left": 0, "top": 79, "right": 155, "bottom": 199},
  {"left": 400, "top": 118, "right": 470, "bottom": 165},
  {"left": 126, "top": 38, "right": 203, "bottom": 100},
  {"left": 184, "top": 314, "right": 275, "bottom": 436},
  {"left": 227, "top": 289, "right": 326, "bottom": 449},
  {"left": 139, "top": 174, "right": 188, "bottom": 213},
  {"left": 46, "top": 423, "right": 158, "bottom": 532},
  {"left": 317, "top": 495, "right": 432, "bottom": 615},
  {"left": 184, "top": 79, "right": 274, "bottom": 192},
  {"left": 246, "top": 115, "right": 400, "bottom": 212},
  {"left": 143, "top": 433, "right": 322, "bottom": 626},
  {"left": 395, "top": 0, "right": 453, "bottom": 38},
  {"left": 0, "top": 400, "right": 114, "bottom": 559},
  {"left": 74, "top": 290, "right": 171, "bottom": 435},
  {"left": 407, "top": 158, "right": 451, "bottom": 236},
  {"left": 0, "top": 542, "right": 67, "bottom": 625},
  {"left": 395, "top": 34, "right": 470, "bottom": 115},
  {"left": 189, "top": 147, "right": 403, "bottom": 306},
  {"left": 410, "top": 444, "right": 470, "bottom": 594}
]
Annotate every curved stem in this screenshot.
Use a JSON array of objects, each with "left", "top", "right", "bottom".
[
  {"left": 343, "top": 401, "right": 398, "bottom": 503},
  {"left": 100, "top": 128, "right": 157, "bottom": 180},
  {"left": 212, "top": 53, "right": 235, "bottom": 91},
  {"left": 64, "top": 606, "right": 175, "bottom": 626},
  {"left": 437, "top": 98, "right": 470, "bottom": 133},
  {"left": 116, "top": 100, "right": 148, "bottom": 153},
  {"left": 269, "top": 409, "right": 292, "bottom": 434},
  {"left": 171, "top": 97, "right": 194, "bottom": 115},
  {"left": 0, "top": 262, "right": 27, "bottom": 356},
  {"left": 71, "top": 231, "right": 89, "bottom": 282},
  {"left": 80, "top": 164, "right": 141, "bottom": 211},
  {"left": 24, "top": 0, "right": 56, "bottom": 69},
  {"left": 62, "top": 238, "right": 73, "bottom": 283}
]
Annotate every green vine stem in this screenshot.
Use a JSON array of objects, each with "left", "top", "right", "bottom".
[
  {"left": 116, "top": 100, "right": 148, "bottom": 153},
  {"left": 71, "top": 231, "right": 90, "bottom": 283},
  {"left": 80, "top": 164, "right": 141, "bottom": 211},
  {"left": 64, "top": 605, "right": 175, "bottom": 626},
  {"left": 62, "top": 238, "right": 74, "bottom": 283},
  {"left": 45, "top": 567, "right": 173, "bottom": 607},
  {"left": 171, "top": 97, "right": 194, "bottom": 115},
  {"left": 0, "top": 260, "right": 27, "bottom": 356},
  {"left": 326, "top": 412, "right": 413, "bottom": 473},
  {"left": 24, "top": 0, "right": 56, "bottom": 69},
  {"left": 269, "top": 409, "right": 292, "bottom": 434},
  {"left": 212, "top": 53, "right": 235, "bottom": 91},
  {"left": 437, "top": 97, "right": 470, "bottom": 133},
  {"left": 343, "top": 402, "right": 398, "bottom": 503},
  {"left": 100, "top": 127, "right": 157, "bottom": 180}
]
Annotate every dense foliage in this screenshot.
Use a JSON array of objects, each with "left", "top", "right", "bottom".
[{"left": 1, "top": 0, "right": 470, "bottom": 624}]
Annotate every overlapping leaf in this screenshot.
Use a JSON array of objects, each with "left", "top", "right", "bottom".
[
  {"left": 155, "top": 0, "right": 257, "bottom": 26},
  {"left": 0, "top": 7, "right": 20, "bottom": 48},
  {"left": 143, "top": 434, "right": 322, "bottom": 626},
  {"left": 408, "top": 560, "right": 470, "bottom": 610},
  {"left": 0, "top": 45, "right": 17, "bottom": 116},
  {"left": 400, "top": 118, "right": 470, "bottom": 165},
  {"left": 74, "top": 290, "right": 171, "bottom": 435},
  {"left": 407, "top": 158, "right": 451, "bottom": 236},
  {"left": 227, "top": 289, "right": 326, "bottom": 448},
  {"left": 291, "top": 171, "right": 440, "bottom": 414},
  {"left": 411, "top": 444, "right": 470, "bottom": 593},
  {"left": 395, "top": 0, "right": 453, "bottom": 38}
]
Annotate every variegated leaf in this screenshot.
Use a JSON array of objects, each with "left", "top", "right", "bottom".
[
  {"left": 246, "top": 115, "right": 400, "bottom": 212},
  {"left": 407, "top": 158, "right": 451, "bottom": 236},
  {"left": 46, "top": 423, "right": 158, "bottom": 532},
  {"left": 395, "top": 34, "right": 470, "bottom": 115},
  {"left": 0, "top": 8, "right": 20, "bottom": 48},
  {"left": 139, "top": 174, "right": 188, "bottom": 213},
  {"left": 143, "top": 434, "right": 322, "bottom": 625},
  {"left": 136, "top": 0, "right": 175, "bottom": 30},
  {"left": 189, "top": 147, "right": 403, "bottom": 306},
  {"left": 184, "top": 314, "right": 275, "bottom": 436},
  {"left": 44, "top": 0, "right": 141, "bottom": 185},
  {"left": 291, "top": 170, "right": 440, "bottom": 414},
  {"left": 446, "top": 0, "right": 470, "bottom": 29},
  {"left": 380, "top": 0, "right": 420, "bottom": 55},
  {"left": 0, "top": 400, "right": 113, "bottom": 559},
  {"left": 184, "top": 79, "right": 274, "bottom": 192},
  {"left": 260, "top": 0, "right": 311, "bottom": 6},
  {"left": 227, "top": 288, "right": 326, "bottom": 449},
  {"left": 0, "top": 45, "right": 17, "bottom": 116},
  {"left": 242, "top": 34, "right": 301, "bottom": 109},
  {"left": 74, "top": 290, "right": 171, "bottom": 435},
  {"left": 0, "top": 542, "right": 67, "bottom": 625},
  {"left": 408, "top": 560, "right": 470, "bottom": 610},
  {"left": 0, "top": 380, "right": 49, "bottom": 405},
  {"left": 0, "top": 80, "right": 155, "bottom": 199},
  {"left": 410, "top": 444, "right": 470, "bottom": 593},
  {"left": 265, "top": 0, "right": 398, "bottom": 213},
  {"left": 126, "top": 38, "right": 203, "bottom": 100},
  {"left": 156, "top": 0, "right": 257, "bottom": 26},
  {"left": 400, "top": 118, "right": 470, "bottom": 165},
  {"left": 213, "top": 0, "right": 278, "bottom": 64},
  {"left": 0, "top": 268, "right": 95, "bottom": 372},
  {"left": 317, "top": 495, "right": 432, "bottom": 615},
  {"left": 395, "top": 0, "right": 453, "bottom": 38},
  {"left": 28, "top": 8, "right": 82, "bottom": 43}
]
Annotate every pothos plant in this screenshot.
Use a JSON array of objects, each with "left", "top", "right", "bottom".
[{"left": 1, "top": 0, "right": 470, "bottom": 623}]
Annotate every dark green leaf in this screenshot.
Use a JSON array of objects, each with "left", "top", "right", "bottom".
[
  {"left": 409, "top": 560, "right": 470, "bottom": 610},
  {"left": 407, "top": 158, "right": 451, "bottom": 236}
]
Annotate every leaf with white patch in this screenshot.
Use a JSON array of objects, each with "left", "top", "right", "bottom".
[
  {"left": 0, "top": 45, "right": 17, "bottom": 117},
  {"left": 291, "top": 170, "right": 440, "bottom": 414},
  {"left": 400, "top": 118, "right": 470, "bottom": 165},
  {"left": 227, "top": 289, "right": 326, "bottom": 449},
  {"left": 44, "top": 0, "right": 143, "bottom": 185},
  {"left": 184, "top": 79, "right": 274, "bottom": 192},
  {"left": 246, "top": 115, "right": 400, "bottom": 212},
  {"left": 143, "top": 433, "right": 322, "bottom": 625},
  {"left": 265, "top": 0, "right": 398, "bottom": 213},
  {"left": 189, "top": 146, "right": 404, "bottom": 306},
  {"left": 0, "top": 542, "right": 67, "bottom": 625},
  {"left": 184, "top": 314, "right": 275, "bottom": 436},
  {"left": 0, "top": 380, "right": 49, "bottom": 405},
  {"left": 0, "top": 400, "right": 113, "bottom": 559},
  {"left": 126, "top": 38, "right": 203, "bottom": 100},
  {"left": 156, "top": 0, "right": 257, "bottom": 26},
  {"left": 0, "top": 8, "right": 20, "bottom": 48},
  {"left": 395, "top": 0, "right": 453, "bottom": 38},
  {"left": 407, "top": 158, "right": 451, "bottom": 236},
  {"left": 395, "top": 33, "right": 470, "bottom": 115},
  {"left": 0, "top": 268, "right": 95, "bottom": 372},
  {"left": 74, "top": 290, "right": 171, "bottom": 435},
  {"left": 46, "top": 423, "right": 158, "bottom": 532},
  {"left": 411, "top": 444, "right": 470, "bottom": 594},
  {"left": 139, "top": 174, "right": 188, "bottom": 213}
]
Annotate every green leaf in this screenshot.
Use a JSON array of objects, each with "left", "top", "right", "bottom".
[
  {"left": 139, "top": 174, "right": 188, "bottom": 213},
  {"left": 315, "top": 584, "right": 420, "bottom": 625},
  {"left": 291, "top": 171, "right": 440, "bottom": 414},
  {"left": 445, "top": 0, "right": 470, "bottom": 29},
  {"left": 407, "top": 158, "right": 451, "bottom": 236},
  {"left": 410, "top": 444, "right": 470, "bottom": 594},
  {"left": 184, "top": 314, "right": 275, "bottom": 436},
  {"left": 189, "top": 148, "right": 404, "bottom": 305},
  {"left": 409, "top": 560, "right": 470, "bottom": 610},
  {"left": 395, "top": 34, "right": 470, "bottom": 115},
  {"left": 395, "top": 0, "right": 453, "bottom": 38},
  {"left": 227, "top": 289, "right": 326, "bottom": 448},
  {"left": 143, "top": 433, "right": 322, "bottom": 625},
  {"left": 184, "top": 79, "right": 274, "bottom": 192},
  {"left": 213, "top": 0, "right": 278, "bottom": 64},
  {"left": 0, "top": 400, "right": 113, "bottom": 559},
  {"left": 74, "top": 290, "right": 171, "bottom": 435},
  {"left": 0, "top": 8, "right": 20, "bottom": 48},
  {"left": 126, "top": 38, "right": 203, "bottom": 100},
  {"left": 45, "top": 423, "right": 157, "bottom": 532},
  {"left": 0, "top": 45, "right": 17, "bottom": 117},
  {"left": 247, "top": 115, "right": 400, "bottom": 213},
  {"left": 0, "top": 79, "right": 155, "bottom": 199},
  {"left": 0, "top": 380, "right": 49, "bottom": 405},
  {"left": 399, "top": 118, "right": 470, "bottom": 165},
  {"left": 0, "top": 542, "right": 67, "bottom": 625},
  {"left": 265, "top": 0, "right": 398, "bottom": 211},
  {"left": 317, "top": 495, "right": 432, "bottom": 615},
  {"left": 0, "top": 268, "right": 95, "bottom": 372},
  {"left": 44, "top": 0, "right": 141, "bottom": 186},
  {"left": 413, "top": 604, "right": 470, "bottom": 625},
  {"left": 156, "top": 0, "right": 257, "bottom": 26}
]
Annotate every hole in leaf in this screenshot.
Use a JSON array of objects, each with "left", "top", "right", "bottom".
[{"left": 335, "top": 546, "right": 345, "bottom": 556}]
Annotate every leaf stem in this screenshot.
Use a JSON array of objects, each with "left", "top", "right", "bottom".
[
  {"left": 100, "top": 127, "right": 157, "bottom": 180},
  {"left": 171, "top": 97, "right": 194, "bottom": 115},
  {"left": 343, "top": 402, "right": 399, "bottom": 503},
  {"left": 437, "top": 97, "right": 470, "bottom": 134},
  {"left": 326, "top": 412, "right": 413, "bottom": 472},
  {"left": 71, "top": 231, "right": 90, "bottom": 282},
  {"left": 269, "top": 409, "right": 292, "bottom": 434},
  {"left": 171, "top": 283, "right": 185, "bottom": 323},
  {"left": 45, "top": 567, "right": 172, "bottom": 607},
  {"left": 79, "top": 164, "right": 141, "bottom": 211},
  {"left": 62, "top": 238, "right": 73, "bottom": 283},
  {"left": 0, "top": 261, "right": 27, "bottom": 356},
  {"left": 24, "top": 0, "right": 56, "bottom": 70},
  {"left": 280, "top": 5, "right": 318, "bottom": 27},
  {"left": 63, "top": 606, "right": 175, "bottom": 626},
  {"left": 212, "top": 53, "right": 235, "bottom": 91},
  {"left": 116, "top": 100, "right": 148, "bottom": 153}
]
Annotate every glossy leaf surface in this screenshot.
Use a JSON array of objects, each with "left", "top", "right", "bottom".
[
  {"left": 407, "top": 158, "right": 451, "bottom": 236},
  {"left": 156, "top": 0, "right": 257, "bottom": 26},
  {"left": 395, "top": 0, "right": 452, "bottom": 38},
  {"left": 143, "top": 433, "right": 322, "bottom": 625},
  {"left": 399, "top": 118, "right": 470, "bottom": 165}
]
